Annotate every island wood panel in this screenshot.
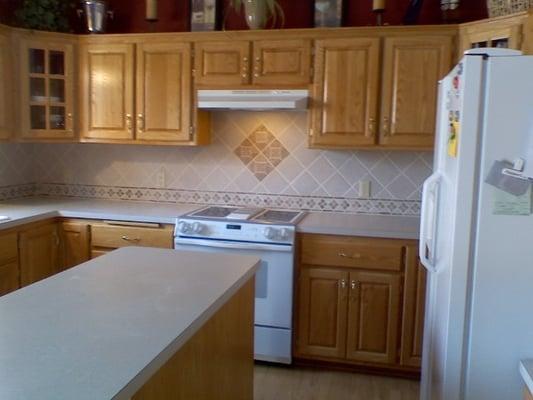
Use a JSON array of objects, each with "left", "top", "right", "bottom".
[
  {"left": 0, "top": 31, "right": 11, "bottom": 139},
  {"left": 194, "top": 41, "right": 251, "bottom": 86},
  {"left": 81, "top": 43, "right": 135, "bottom": 140},
  {"left": 252, "top": 39, "right": 312, "bottom": 85},
  {"left": 345, "top": 270, "right": 401, "bottom": 364},
  {"left": 379, "top": 36, "right": 453, "bottom": 148},
  {"left": 136, "top": 42, "right": 191, "bottom": 142},
  {"left": 19, "top": 223, "right": 59, "bottom": 287},
  {"left": 525, "top": 387, "right": 533, "bottom": 400},
  {"left": 401, "top": 247, "right": 427, "bottom": 368},
  {"left": 297, "top": 267, "right": 348, "bottom": 359},
  {"left": 300, "top": 233, "right": 403, "bottom": 271},
  {"left": 309, "top": 37, "right": 380, "bottom": 148},
  {"left": 132, "top": 279, "right": 254, "bottom": 400},
  {"left": 59, "top": 221, "right": 90, "bottom": 271}
]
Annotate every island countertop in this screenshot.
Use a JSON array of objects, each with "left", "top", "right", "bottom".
[{"left": 0, "top": 247, "right": 260, "bottom": 400}]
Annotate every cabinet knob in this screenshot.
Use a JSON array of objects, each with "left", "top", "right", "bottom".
[
  {"left": 137, "top": 114, "right": 145, "bottom": 132},
  {"left": 126, "top": 114, "right": 132, "bottom": 131},
  {"left": 243, "top": 57, "right": 248, "bottom": 62},
  {"left": 382, "top": 117, "right": 390, "bottom": 136},
  {"left": 339, "top": 279, "right": 346, "bottom": 289},
  {"left": 368, "top": 117, "right": 375, "bottom": 136},
  {"left": 351, "top": 280, "right": 357, "bottom": 290}
]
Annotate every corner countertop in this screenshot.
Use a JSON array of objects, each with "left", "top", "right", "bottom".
[
  {"left": 0, "top": 196, "right": 420, "bottom": 240},
  {"left": 0, "top": 247, "right": 260, "bottom": 400},
  {"left": 520, "top": 360, "right": 533, "bottom": 395}
]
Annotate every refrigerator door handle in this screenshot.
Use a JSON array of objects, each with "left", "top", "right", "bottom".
[{"left": 419, "top": 173, "right": 442, "bottom": 273}]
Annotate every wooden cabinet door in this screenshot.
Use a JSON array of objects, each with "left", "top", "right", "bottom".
[
  {"left": 380, "top": 36, "right": 452, "bottom": 148},
  {"left": 252, "top": 39, "right": 311, "bottom": 85},
  {"left": 81, "top": 43, "right": 135, "bottom": 140},
  {"left": 0, "top": 261, "right": 19, "bottom": 296},
  {"left": 194, "top": 41, "right": 251, "bottom": 86},
  {"left": 310, "top": 38, "right": 380, "bottom": 148},
  {"left": 346, "top": 270, "right": 401, "bottom": 364},
  {"left": 19, "top": 223, "right": 59, "bottom": 287},
  {"left": 19, "top": 39, "right": 75, "bottom": 140},
  {"left": 59, "top": 221, "right": 90, "bottom": 271},
  {"left": 401, "top": 255, "right": 427, "bottom": 368},
  {"left": 136, "top": 42, "right": 191, "bottom": 142},
  {"left": 0, "top": 31, "right": 12, "bottom": 140},
  {"left": 297, "top": 267, "right": 349, "bottom": 359}
]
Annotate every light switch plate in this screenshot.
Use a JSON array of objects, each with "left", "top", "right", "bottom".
[{"left": 359, "top": 180, "right": 371, "bottom": 198}]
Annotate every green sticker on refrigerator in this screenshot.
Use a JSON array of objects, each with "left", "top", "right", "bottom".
[{"left": 493, "top": 186, "right": 532, "bottom": 215}]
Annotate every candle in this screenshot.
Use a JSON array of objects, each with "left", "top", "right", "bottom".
[
  {"left": 146, "top": 0, "right": 157, "bottom": 20},
  {"left": 373, "top": 0, "right": 385, "bottom": 11}
]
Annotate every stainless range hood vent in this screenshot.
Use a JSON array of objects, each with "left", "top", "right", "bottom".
[{"left": 197, "top": 89, "right": 309, "bottom": 111}]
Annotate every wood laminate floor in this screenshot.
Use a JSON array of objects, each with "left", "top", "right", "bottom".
[{"left": 254, "top": 364, "right": 420, "bottom": 400}]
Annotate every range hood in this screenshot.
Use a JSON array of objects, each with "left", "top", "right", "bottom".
[{"left": 197, "top": 89, "right": 308, "bottom": 111}]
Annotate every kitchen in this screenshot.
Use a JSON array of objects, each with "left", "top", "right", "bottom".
[{"left": 0, "top": 1, "right": 533, "bottom": 399}]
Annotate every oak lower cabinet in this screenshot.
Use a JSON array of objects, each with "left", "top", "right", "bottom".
[
  {"left": 0, "top": 233, "right": 19, "bottom": 296},
  {"left": 59, "top": 220, "right": 90, "bottom": 271},
  {"left": 19, "top": 222, "right": 60, "bottom": 287},
  {"left": 295, "top": 233, "right": 425, "bottom": 375}
]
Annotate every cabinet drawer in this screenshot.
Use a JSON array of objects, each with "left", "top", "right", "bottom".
[
  {"left": 301, "top": 234, "right": 403, "bottom": 271},
  {"left": 91, "top": 223, "right": 174, "bottom": 249},
  {"left": 0, "top": 233, "right": 18, "bottom": 264}
]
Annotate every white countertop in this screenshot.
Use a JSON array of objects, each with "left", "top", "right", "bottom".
[
  {"left": 520, "top": 360, "right": 533, "bottom": 395},
  {"left": 0, "top": 196, "right": 420, "bottom": 239},
  {"left": 0, "top": 247, "right": 259, "bottom": 400}
]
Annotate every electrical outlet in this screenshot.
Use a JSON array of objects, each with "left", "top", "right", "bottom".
[
  {"left": 358, "top": 180, "right": 371, "bottom": 198},
  {"left": 156, "top": 168, "right": 166, "bottom": 188}
]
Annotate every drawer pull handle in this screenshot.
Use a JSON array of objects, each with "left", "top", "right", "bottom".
[
  {"left": 121, "top": 235, "right": 141, "bottom": 242},
  {"left": 338, "top": 252, "right": 362, "bottom": 259}
]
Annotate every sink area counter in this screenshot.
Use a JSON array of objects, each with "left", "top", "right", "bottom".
[{"left": 0, "top": 247, "right": 259, "bottom": 400}]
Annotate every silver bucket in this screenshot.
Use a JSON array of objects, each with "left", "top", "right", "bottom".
[{"left": 78, "top": 0, "right": 113, "bottom": 33}]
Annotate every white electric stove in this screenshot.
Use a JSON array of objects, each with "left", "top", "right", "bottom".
[{"left": 174, "top": 206, "right": 305, "bottom": 364}]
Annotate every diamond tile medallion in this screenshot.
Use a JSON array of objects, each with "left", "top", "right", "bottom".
[{"left": 234, "top": 125, "right": 289, "bottom": 181}]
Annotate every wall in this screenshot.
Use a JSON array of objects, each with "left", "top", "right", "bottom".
[
  {"left": 32, "top": 112, "right": 431, "bottom": 215},
  {"left": 0, "top": 143, "right": 35, "bottom": 199}
]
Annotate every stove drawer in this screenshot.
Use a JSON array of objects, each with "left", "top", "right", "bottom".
[
  {"left": 300, "top": 234, "right": 404, "bottom": 271},
  {"left": 91, "top": 223, "right": 174, "bottom": 250}
]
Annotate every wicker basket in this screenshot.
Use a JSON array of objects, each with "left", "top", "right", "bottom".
[{"left": 487, "top": 0, "right": 533, "bottom": 17}]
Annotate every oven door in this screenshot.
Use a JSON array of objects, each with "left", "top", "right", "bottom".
[{"left": 173, "top": 238, "right": 294, "bottom": 329}]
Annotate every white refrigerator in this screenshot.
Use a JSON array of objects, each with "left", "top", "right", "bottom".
[{"left": 419, "top": 48, "right": 533, "bottom": 400}]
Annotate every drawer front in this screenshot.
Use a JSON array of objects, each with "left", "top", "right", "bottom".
[
  {"left": 0, "top": 233, "right": 18, "bottom": 264},
  {"left": 301, "top": 234, "right": 404, "bottom": 271},
  {"left": 91, "top": 224, "right": 174, "bottom": 249}
]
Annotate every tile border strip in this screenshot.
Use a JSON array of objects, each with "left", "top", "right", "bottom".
[
  {"left": 0, "top": 183, "right": 37, "bottom": 201},
  {"left": 33, "top": 183, "right": 421, "bottom": 216}
]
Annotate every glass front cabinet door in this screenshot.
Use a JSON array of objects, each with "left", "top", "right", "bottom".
[{"left": 20, "top": 40, "right": 74, "bottom": 139}]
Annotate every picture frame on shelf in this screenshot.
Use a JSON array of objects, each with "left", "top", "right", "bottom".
[
  {"left": 314, "top": 0, "right": 343, "bottom": 27},
  {"left": 191, "top": 0, "right": 218, "bottom": 31}
]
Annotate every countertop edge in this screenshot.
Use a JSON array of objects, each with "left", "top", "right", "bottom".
[
  {"left": 112, "top": 258, "right": 261, "bottom": 400},
  {"left": 520, "top": 360, "right": 533, "bottom": 395}
]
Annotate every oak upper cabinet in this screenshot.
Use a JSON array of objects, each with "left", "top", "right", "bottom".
[
  {"left": 0, "top": 233, "right": 19, "bottom": 297},
  {"left": 379, "top": 36, "right": 453, "bottom": 148},
  {"left": 297, "top": 267, "right": 348, "bottom": 359},
  {"left": 0, "top": 30, "right": 12, "bottom": 140},
  {"left": 345, "top": 270, "right": 400, "bottom": 364},
  {"left": 19, "top": 222, "right": 59, "bottom": 287},
  {"left": 19, "top": 38, "right": 75, "bottom": 140},
  {"left": 194, "top": 39, "right": 311, "bottom": 86},
  {"left": 309, "top": 38, "right": 380, "bottom": 148},
  {"left": 400, "top": 248, "right": 427, "bottom": 368},
  {"left": 136, "top": 42, "right": 191, "bottom": 142},
  {"left": 80, "top": 43, "right": 135, "bottom": 140},
  {"left": 59, "top": 220, "right": 90, "bottom": 271}
]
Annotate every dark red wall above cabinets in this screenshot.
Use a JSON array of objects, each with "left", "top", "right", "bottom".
[{"left": 1, "top": 0, "right": 488, "bottom": 33}]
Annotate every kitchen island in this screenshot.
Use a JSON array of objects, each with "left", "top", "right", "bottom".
[{"left": 0, "top": 247, "right": 259, "bottom": 400}]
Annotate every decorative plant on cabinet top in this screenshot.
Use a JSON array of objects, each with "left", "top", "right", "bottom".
[
  {"left": 228, "top": 0, "right": 284, "bottom": 29},
  {"left": 15, "top": 0, "right": 75, "bottom": 32}
]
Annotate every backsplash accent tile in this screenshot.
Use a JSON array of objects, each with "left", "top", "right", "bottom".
[{"left": 0, "top": 183, "right": 36, "bottom": 201}]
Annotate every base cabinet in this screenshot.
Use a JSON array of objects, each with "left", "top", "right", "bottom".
[
  {"left": 0, "top": 233, "right": 19, "bottom": 296},
  {"left": 19, "top": 223, "right": 59, "bottom": 287},
  {"left": 295, "top": 233, "right": 425, "bottom": 375},
  {"left": 59, "top": 220, "right": 90, "bottom": 271}
]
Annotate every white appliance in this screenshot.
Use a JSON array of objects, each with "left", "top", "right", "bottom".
[
  {"left": 174, "top": 206, "right": 306, "bottom": 364},
  {"left": 419, "top": 48, "right": 533, "bottom": 400},
  {"left": 197, "top": 89, "right": 309, "bottom": 110}
]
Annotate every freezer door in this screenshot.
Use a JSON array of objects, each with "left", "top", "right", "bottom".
[{"left": 420, "top": 54, "right": 486, "bottom": 400}]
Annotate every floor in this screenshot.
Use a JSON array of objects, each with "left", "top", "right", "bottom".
[{"left": 254, "top": 364, "right": 420, "bottom": 400}]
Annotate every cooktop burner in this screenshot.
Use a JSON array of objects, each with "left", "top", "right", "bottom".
[
  {"left": 185, "top": 206, "right": 305, "bottom": 225},
  {"left": 254, "top": 210, "right": 303, "bottom": 224},
  {"left": 190, "top": 206, "right": 236, "bottom": 218}
]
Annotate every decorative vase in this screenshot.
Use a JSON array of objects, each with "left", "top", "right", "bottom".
[{"left": 243, "top": 0, "right": 268, "bottom": 29}]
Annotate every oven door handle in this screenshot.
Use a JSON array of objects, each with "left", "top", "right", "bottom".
[{"left": 174, "top": 237, "right": 293, "bottom": 252}]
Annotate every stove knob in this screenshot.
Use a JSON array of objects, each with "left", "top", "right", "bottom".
[
  {"left": 280, "top": 228, "right": 291, "bottom": 241},
  {"left": 263, "top": 227, "right": 277, "bottom": 240},
  {"left": 178, "top": 221, "right": 192, "bottom": 234},
  {"left": 192, "top": 222, "right": 205, "bottom": 234}
]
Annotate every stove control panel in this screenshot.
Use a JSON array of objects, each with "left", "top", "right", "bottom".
[{"left": 175, "top": 218, "right": 295, "bottom": 245}]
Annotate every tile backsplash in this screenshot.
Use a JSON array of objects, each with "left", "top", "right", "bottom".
[{"left": 0, "top": 112, "right": 433, "bottom": 214}]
